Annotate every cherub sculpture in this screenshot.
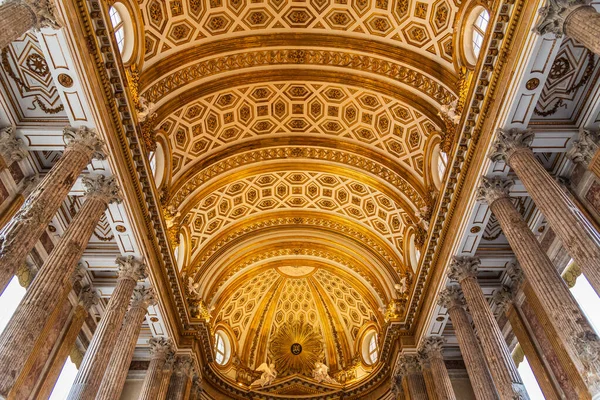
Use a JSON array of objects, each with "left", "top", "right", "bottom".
[
  {"left": 137, "top": 96, "right": 156, "bottom": 123},
  {"left": 252, "top": 363, "right": 277, "bottom": 387},
  {"left": 187, "top": 277, "right": 202, "bottom": 299},
  {"left": 312, "top": 361, "right": 337, "bottom": 384}
]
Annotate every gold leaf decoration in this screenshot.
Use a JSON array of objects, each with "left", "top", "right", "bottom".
[{"left": 269, "top": 322, "right": 324, "bottom": 377}]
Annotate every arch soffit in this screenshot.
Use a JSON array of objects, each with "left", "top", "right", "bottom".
[
  {"left": 158, "top": 81, "right": 443, "bottom": 191},
  {"left": 192, "top": 234, "right": 400, "bottom": 304},
  {"left": 187, "top": 211, "right": 410, "bottom": 281}
]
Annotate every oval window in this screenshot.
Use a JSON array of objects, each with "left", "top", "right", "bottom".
[
  {"left": 214, "top": 330, "right": 231, "bottom": 365},
  {"left": 362, "top": 330, "right": 379, "bottom": 365},
  {"left": 464, "top": 7, "right": 490, "bottom": 65},
  {"left": 108, "top": 4, "right": 135, "bottom": 63}
]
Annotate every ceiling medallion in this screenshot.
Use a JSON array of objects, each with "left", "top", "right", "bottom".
[
  {"left": 58, "top": 73, "right": 74, "bottom": 88},
  {"left": 526, "top": 78, "right": 540, "bottom": 91},
  {"left": 269, "top": 322, "right": 323, "bottom": 377}
]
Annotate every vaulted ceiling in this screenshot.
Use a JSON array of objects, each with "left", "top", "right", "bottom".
[{"left": 132, "top": 0, "right": 469, "bottom": 394}]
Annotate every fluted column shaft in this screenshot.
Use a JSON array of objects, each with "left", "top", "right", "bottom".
[
  {"left": 0, "top": 1, "right": 36, "bottom": 49},
  {"left": 487, "top": 192, "right": 600, "bottom": 394},
  {"left": 565, "top": 6, "right": 600, "bottom": 56},
  {"left": 0, "top": 127, "right": 104, "bottom": 294},
  {"left": 166, "top": 356, "right": 193, "bottom": 400},
  {"left": 156, "top": 365, "right": 174, "bottom": 400},
  {"left": 138, "top": 338, "right": 174, "bottom": 400},
  {"left": 503, "top": 144, "right": 600, "bottom": 296},
  {"left": 451, "top": 268, "right": 527, "bottom": 400},
  {"left": 0, "top": 176, "right": 115, "bottom": 397},
  {"left": 428, "top": 357, "right": 456, "bottom": 399},
  {"left": 97, "top": 289, "right": 154, "bottom": 400},
  {"left": 445, "top": 304, "right": 498, "bottom": 400},
  {"left": 405, "top": 374, "right": 428, "bottom": 400},
  {"left": 67, "top": 257, "right": 145, "bottom": 400},
  {"left": 422, "top": 366, "right": 439, "bottom": 400},
  {"left": 35, "top": 299, "right": 93, "bottom": 400}
]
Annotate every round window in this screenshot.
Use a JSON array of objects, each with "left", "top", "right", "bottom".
[
  {"left": 108, "top": 4, "right": 135, "bottom": 63},
  {"left": 362, "top": 330, "right": 379, "bottom": 365},
  {"left": 464, "top": 7, "right": 490, "bottom": 65},
  {"left": 214, "top": 330, "right": 231, "bottom": 365}
]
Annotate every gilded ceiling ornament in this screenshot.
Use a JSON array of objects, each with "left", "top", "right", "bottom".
[
  {"left": 190, "top": 298, "right": 212, "bottom": 323},
  {"left": 163, "top": 205, "right": 181, "bottom": 250},
  {"left": 312, "top": 362, "right": 337, "bottom": 385},
  {"left": 268, "top": 322, "right": 324, "bottom": 377},
  {"left": 384, "top": 298, "right": 407, "bottom": 322}
]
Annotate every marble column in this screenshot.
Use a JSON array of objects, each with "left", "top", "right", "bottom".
[
  {"left": 419, "top": 359, "right": 440, "bottom": 400},
  {"left": 419, "top": 337, "right": 456, "bottom": 400},
  {"left": 479, "top": 175, "right": 600, "bottom": 395},
  {"left": 0, "top": 174, "right": 39, "bottom": 232},
  {"left": 0, "top": 0, "right": 59, "bottom": 49},
  {"left": 494, "top": 286, "right": 562, "bottom": 400},
  {"left": 67, "top": 256, "right": 147, "bottom": 400},
  {"left": 396, "top": 355, "right": 428, "bottom": 400},
  {"left": 10, "top": 268, "right": 88, "bottom": 399},
  {"left": 438, "top": 286, "right": 498, "bottom": 400},
  {"left": 166, "top": 355, "right": 194, "bottom": 400},
  {"left": 535, "top": 0, "right": 600, "bottom": 56},
  {"left": 34, "top": 285, "right": 98, "bottom": 400},
  {"left": 0, "top": 126, "right": 105, "bottom": 295},
  {"left": 0, "top": 126, "right": 27, "bottom": 170},
  {"left": 448, "top": 257, "right": 529, "bottom": 400},
  {"left": 138, "top": 337, "right": 175, "bottom": 400},
  {"left": 489, "top": 128, "right": 600, "bottom": 296},
  {"left": 156, "top": 355, "right": 176, "bottom": 400},
  {"left": 0, "top": 174, "right": 118, "bottom": 397},
  {"left": 97, "top": 287, "right": 156, "bottom": 400}
]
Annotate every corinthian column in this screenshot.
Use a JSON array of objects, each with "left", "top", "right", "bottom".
[
  {"left": 489, "top": 128, "right": 600, "bottom": 296},
  {"left": 0, "top": 0, "right": 59, "bottom": 49},
  {"left": 189, "top": 375, "right": 202, "bottom": 400},
  {"left": 0, "top": 126, "right": 105, "bottom": 294},
  {"left": 448, "top": 257, "right": 529, "bottom": 400},
  {"left": 567, "top": 129, "right": 599, "bottom": 170},
  {"left": 67, "top": 256, "right": 147, "bottom": 400},
  {"left": 138, "top": 337, "right": 175, "bottom": 400},
  {"left": 419, "top": 337, "right": 456, "bottom": 400},
  {"left": 419, "top": 358, "right": 440, "bottom": 400},
  {"left": 396, "top": 355, "right": 428, "bottom": 400},
  {"left": 0, "top": 175, "right": 119, "bottom": 397},
  {"left": 438, "top": 286, "right": 498, "bottom": 400},
  {"left": 97, "top": 287, "right": 156, "bottom": 400},
  {"left": 35, "top": 285, "right": 98, "bottom": 400},
  {"left": 0, "top": 126, "right": 27, "bottom": 169},
  {"left": 535, "top": 0, "right": 600, "bottom": 55},
  {"left": 479, "top": 175, "right": 600, "bottom": 396},
  {"left": 494, "top": 286, "right": 562, "bottom": 400},
  {"left": 166, "top": 355, "right": 194, "bottom": 400}
]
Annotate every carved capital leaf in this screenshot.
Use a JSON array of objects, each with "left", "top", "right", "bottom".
[
  {"left": 174, "top": 355, "right": 194, "bottom": 376},
  {"left": 396, "top": 355, "right": 421, "bottom": 376},
  {"left": 477, "top": 175, "right": 514, "bottom": 205},
  {"left": 566, "top": 128, "right": 600, "bottom": 167},
  {"left": 534, "top": 0, "right": 591, "bottom": 37},
  {"left": 149, "top": 337, "right": 175, "bottom": 358},
  {"left": 78, "top": 285, "right": 99, "bottom": 310},
  {"left": 21, "top": 0, "right": 61, "bottom": 30},
  {"left": 82, "top": 174, "right": 121, "bottom": 205},
  {"left": 131, "top": 286, "right": 157, "bottom": 309},
  {"left": 419, "top": 336, "right": 445, "bottom": 359},
  {"left": 438, "top": 285, "right": 465, "bottom": 310},
  {"left": 448, "top": 256, "right": 480, "bottom": 282},
  {"left": 116, "top": 255, "right": 147, "bottom": 282},
  {"left": 493, "top": 286, "right": 515, "bottom": 312},
  {"left": 63, "top": 126, "right": 106, "bottom": 160},
  {"left": 489, "top": 128, "right": 535, "bottom": 164},
  {"left": 0, "top": 126, "right": 28, "bottom": 164}
]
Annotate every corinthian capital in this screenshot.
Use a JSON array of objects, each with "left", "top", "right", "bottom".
[
  {"left": 448, "top": 256, "right": 480, "bottom": 282},
  {"left": 534, "top": 0, "right": 591, "bottom": 37},
  {"left": 0, "top": 126, "right": 28, "bottom": 164},
  {"left": 396, "top": 355, "right": 421, "bottom": 376},
  {"left": 149, "top": 337, "right": 174, "bottom": 358},
  {"left": 82, "top": 174, "right": 121, "bottom": 205},
  {"left": 419, "top": 336, "right": 445, "bottom": 360},
  {"left": 174, "top": 355, "right": 194, "bottom": 376},
  {"left": 493, "top": 286, "right": 515, "bottom": 313},
  {"left": 566, "top": 128, "right": 600, "bottom": 167},
  {"left": 489, "top": 128, "right": 535, "bottom": 164},
  {"left": 116, "top": 256, "right": 147, "bottom": 282},
  {"left": 130, "top": 286, "right": 157, "bottom": 310},
  {"left": 438, "top": 285, "right": 465, "bottom": 310},
  {"left": 20, "top": 0, "right": 61, "bottom": 30},
  {"left": 78, "top": 285, "right": 99, "bottom": 310},
  {"left": 63, "top": 126, "right": 106, "bottom": 160},
  {"left": 477, "top": 175, "right": 514, "bottom": 206}
]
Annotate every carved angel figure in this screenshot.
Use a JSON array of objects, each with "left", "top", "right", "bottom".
[
  {"left": 187, "top": 277, "right": 202, "bottom": 299},
  {"left": 137, "top": 96, "right": 156, "bottom": 123},
  {"left": 252, "top": 363, "right": 277, "bottom": 387},
  {"left": 439, "top": 100, "right": 461, "bottom": 124},
  {"left": 312, "top": 362, "right": 337, "bottom": 384},
  {"left": 394, "top": 276, "right": 408, "bottom": 295}
]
